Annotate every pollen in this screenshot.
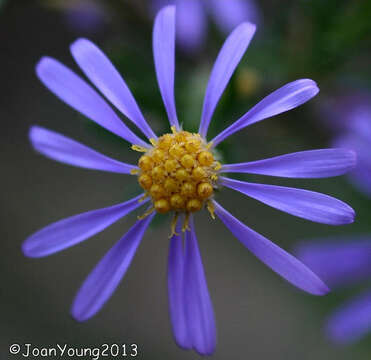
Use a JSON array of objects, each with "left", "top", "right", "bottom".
[
  {"left": 152, "top": 149, "right": 165, "bottom": 163},
  {"left": 192, "top": 167, "right": 207, "bottom": 180},
  {"left": 138, "top": 174, "right": 152, "bottom": 190},
  {"left": 138, "top": 155, "right": 153, "bottom": 171},
  {"left": 154, "top": 199, "right": 170, "bottom": 213},
  {"left": 169, "top": 144, "right": 185, "bottom": 159},
  {"left": 150, "top": 184, "right": 165, "bottom": 199},
  {"left": 170, "top": 194, "right": 185, "bottom": 209},
  {"left": 186, "top": 199, "right": 202, "bottom": 212},
  {"left": 134, "top": 128, "right": 221, "bottom": 219},
  {"left": 198, "top": 151, "right": 214, "bottom": 166},
  {"left": 180, "top": 154, "right": 195, "bottom": 168},
  {"left": 164, "top": 159, "right": 178, "bottom": 172},
  {"left": 197, "top": 182, "right": 213, "bottom": 199},
  {"left": 152, "top": 166, "right": 165, "bottom": 180},
  {"left": 175, "top": 168, "right": 189, "bottom": 181},
  {"left": 181, "top": 182, "right": 196, "bottom": 197}
]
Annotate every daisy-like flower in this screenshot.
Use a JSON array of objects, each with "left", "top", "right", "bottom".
[
  {"left": 45, "top": 0, "right": 106, "bottom": 34},
  {"left": 321, "top": 93, "right": 371, "bottom": 197},
  {"left": 296, "top": 237, "right": 371, "bottom": 345},
  {"left": 23, "top": 6, "right": 356, "bottom": 355},
  {"left": 295, "top": 95, "right": 371, "bottom": 345},
  {"left": 151, "top": 0, "right": 260, "bottom": 52}
]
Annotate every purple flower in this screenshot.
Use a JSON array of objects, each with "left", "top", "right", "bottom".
[
  {"left": 296, "top": 238, "right": 371, "bottom": 344},
  {"left": 296, "top": 97, "right": 371, "bottom": 345},
  {"left": 23, "top": 6, "right": 355, "bottom": 355},
  {"left": 322, "top": 93, "right": 371, "bottom": 197},
  {"left": 151, "top": 0, "right": 260, "bottom": 52},
  {"left": 52, "top": 0, "right": 106, "bottom": 34}
]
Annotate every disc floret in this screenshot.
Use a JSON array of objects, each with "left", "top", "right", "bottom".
[{"left": 134, "top": 127, "right": 221, "bottom": 220}]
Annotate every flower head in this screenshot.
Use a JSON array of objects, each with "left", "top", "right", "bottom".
[
  {"left": 134, "top": 129, "right": 220, "bottom": 222},
  {"left": 23, "top": 6, "right": 355, "bottom": 355}
]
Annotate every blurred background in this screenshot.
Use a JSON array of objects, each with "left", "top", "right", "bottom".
[{"left": 1, "top": 0, "right": 371, "bottom": 358}]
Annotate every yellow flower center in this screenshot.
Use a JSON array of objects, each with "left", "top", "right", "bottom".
[{"left": 133, "top": 127, "right": 221, "bottom": 228}]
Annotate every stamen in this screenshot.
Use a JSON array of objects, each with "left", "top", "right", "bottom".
[
  {"left": 138, "top": 206, "right": 155, "bottom": 220},
  {"left": 213, "top": 161, "right": 222, "bottom": 171},
  {"left": 130, "top": 168, "right": 140, "bottom": 175},
  {"left": 206, "top": 141, "right": 213, "bottom": 150},
  {"left": 182, "top": 213, "right": 191, "bottom": 232},
  {"left": 207, "top": 201, "right": 216, "bottom": 220},
  {"left": 131, "top": 144, "right": 148, "bottom": 152},
  {"left": 169, "top": 213, "right": 180, "bottom": 238},
  {"left": 138, "top": 193, "right": 149, "bottom": 203},
  {"left": 134, "top": 130, "right": 221, "bottom": 216}
]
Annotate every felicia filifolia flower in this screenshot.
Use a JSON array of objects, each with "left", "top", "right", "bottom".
[
  {"left": 323, "top": 94, "right": 371, "bottom": 197},
  {"left": 296, "top": 238, "right": 371, "bottom": 344},
  {"left": 151, "top": 0, "right": 260, "bottom": 52},
  {"left": 47, "top": 0, "right": 105, "bottom": 34},
  {"left": 23, "top": 6, "right": 355, "bottom": 355},
  {"left": 294, "top": 95, "right": 371, "bottom": 345}
]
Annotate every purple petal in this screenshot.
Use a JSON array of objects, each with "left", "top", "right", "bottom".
[
  {"left": 295, "top": 238, "right": 371, "bottom": 288},
  {"left": 208, "top": 0, "right": 260, "bottom": 34},
  {"left": 29, "top": 126, "right": 137, "bottom": 174},
  {"left": 198, "top": 22, "right": 256, "bottom": 137},
  {"left": 22, "top": 195, "right": 147, "bottom": 258},
  {"left": 221, "top": 149, "right": 356, "bottom": 178},
  {"left": 70, "top": 38, "right": 156, "bottom": 140},
  {"left": 176, "top": 0, "right": 206, "bottom": 52},
  {"left": 213, "top": 201, "right": 329, "bottom": 295},
  {"left": 326, "top": 291, "right": 371, "bottom": 344},
  {"left": 319, "top": 93, "right": 371, "bottom": 134},
  {"left": 184, "top": 216, "right": 216, "bottom": 355},
  {"left": 221, "top": 177, "right": 355, "bottom": 225},
  {"left": 334, "top": 134, "right": 371, "bottom": 197},
  {"left": 347, "top": 165, "right": 371, "bottom": 198},
  {"left": 168, "top": 219, "right": 191, "bottom": 349},
  {"left": 153, "top": 5, "right": 179, "bottom": 129},
  {"left": 71, "top": 213, "right": 155, "bottom": 321},
  {"left": 36, "top": 57, "right": 148, "bottom": 147},
  {"left": 212, "top": 79, "right": 319, "bottom": 146}
]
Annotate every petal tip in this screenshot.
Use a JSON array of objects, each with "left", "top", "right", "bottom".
[
  {"left": 334, "top": 210, "right": 355, "bottom": 226},
  {"left": 158, "top": 4, "right": 175, "bottom": 17},
  {"left": 343, "top": 206, "right": 356, "bottom": 225},
  {"left": 21, "top": 239, "right": 39, "bottom": 258},
  {"left": 28, "top": 125, "right": 38, "bottom": 139},
  {"left": 28, "top": 125, "right": 48, "bottom": 151},
  {"left": 70, "top": 307, "right": 89, "bottom": 323},
  {"left": 70, "top": 298, "right": 92, "bottom": 323},
  {"left": 296, "top": 78, "right": 320, "bottom": 95},
  {"left": 35, "top": 56, "right": 50, "bottom": 75},
  {"left": 315, "top": 283, "right": 331, "bottom": 296},
  {"left": 239, "top": 21, "right": 257, "bottom": 35},
  {"left": 71, "top": 37, "right": 90, "bottom": 46},
  {"left": 70, "top": 37, "right": 94, "bottom": 55},
  {"left": 21, "top": 241, "right": 31, "bottom": 258}
]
